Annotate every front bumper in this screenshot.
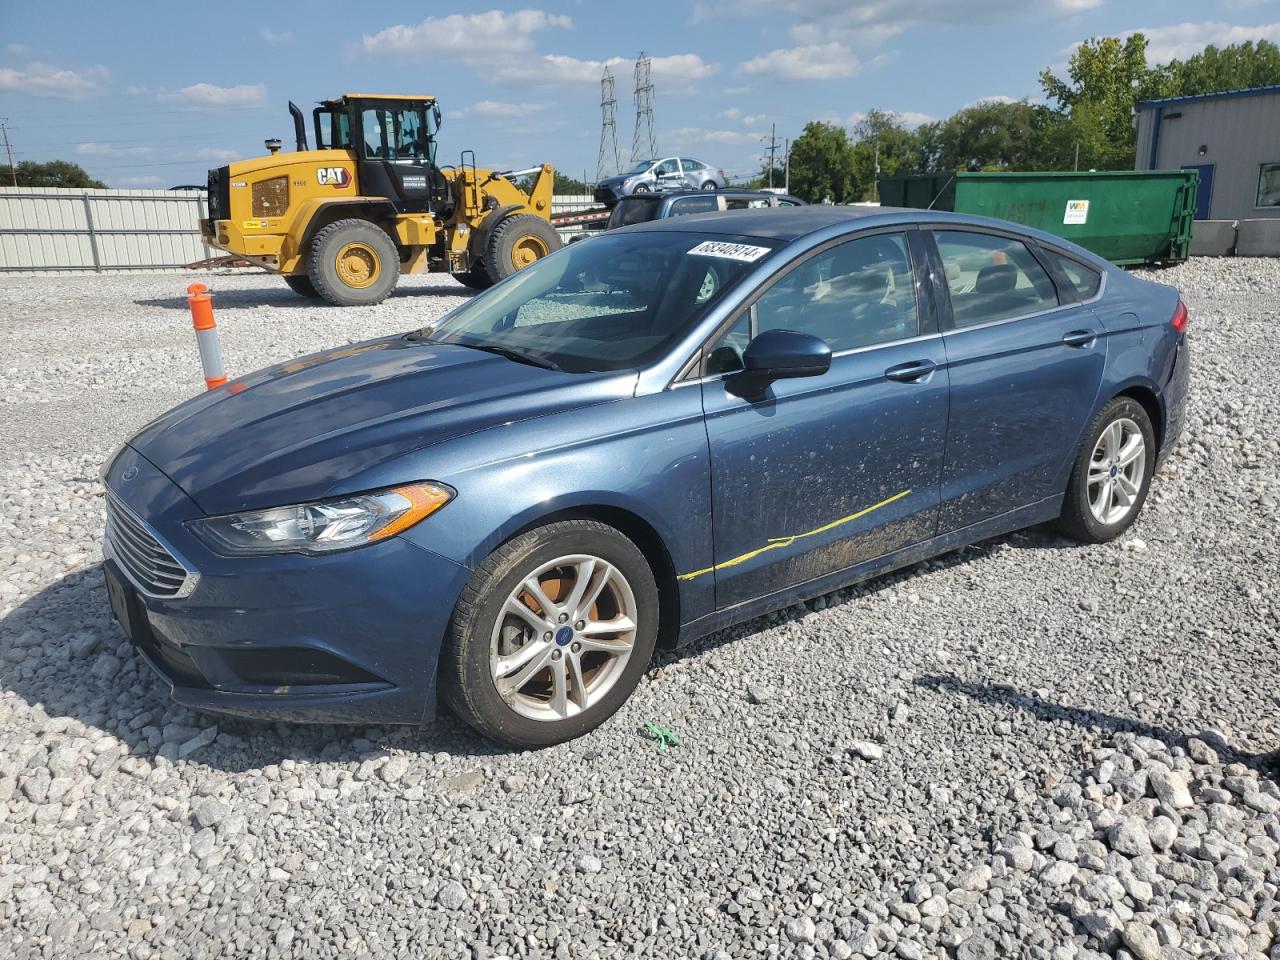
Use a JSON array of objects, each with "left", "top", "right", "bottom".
[
  {"left": 594, "top": 184, "right": 624, "bottom": 206},
  {"left": 103, "top": 445, "right": 470, "bottom": 724}
]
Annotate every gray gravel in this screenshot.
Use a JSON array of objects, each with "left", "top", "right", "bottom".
[{"left": 1, "top": 261, "right": 1278, "bottom": 959}]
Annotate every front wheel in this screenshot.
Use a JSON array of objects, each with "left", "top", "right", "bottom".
[
  {"left": 1055, "top": 397, "right": 1155, "bottom": 543},
  {"left": 481, "top": 214, "right": 561, "bottom": 285},
  {"left": 701, "top": 181, "right": 718, "bottom": 191},
  {"left": 440, "top": 520, "right": 659, "bottom": 747},
  {"left": 632, "top": 184, "right": 651, "bottom": 194}
]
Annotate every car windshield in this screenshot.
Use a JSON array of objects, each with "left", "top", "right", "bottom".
[
  {"left": 622, "top": 159, "right": 655, "bottom": 175},
  {"left": 416, "top": 232, "right": 777, "bottom": 373}
]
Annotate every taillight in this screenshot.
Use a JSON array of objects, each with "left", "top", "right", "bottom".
[{"left": 1171, "top": 299, "right": 1188, "bottom": 334}]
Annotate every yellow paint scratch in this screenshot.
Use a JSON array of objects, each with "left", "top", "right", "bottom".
[{"left": 677, "top": 489, "right": 913, "bottom": 582}]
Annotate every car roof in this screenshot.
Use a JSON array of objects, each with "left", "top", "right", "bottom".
[{"left": 618, "top": 204, "right": 1102, "bottom": 254}]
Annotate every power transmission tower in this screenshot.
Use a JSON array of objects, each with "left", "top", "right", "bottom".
[
  {"left": 761, "top": 123, "right": 780, "bottom": 188},
  {"left": 631, "top": 53, "right": 656, "bottom": 163},
  {"left": 1, "top": 120, "right": 16, "bottom": 186},
  {"left": 596, "top": 67, "right": 620, "bottom": 183}
]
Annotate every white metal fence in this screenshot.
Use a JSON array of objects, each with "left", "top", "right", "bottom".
[
  {"left": 0, "top": 187, "right": 599, "bottom": 273},
  {"left": 0, "top": 186, "right": 214, "bottom": 272}
]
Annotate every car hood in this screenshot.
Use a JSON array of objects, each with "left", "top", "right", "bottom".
[{"left": 127, "top": 336, "right": 636, "bottom": 515}]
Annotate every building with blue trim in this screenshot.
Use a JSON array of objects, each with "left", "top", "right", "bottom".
[{"left": 1135, "top": 85, "right": 1280, "bottom": 222}]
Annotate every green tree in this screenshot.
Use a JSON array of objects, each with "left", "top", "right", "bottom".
[
  {"left": 850, "top": 110, "right": 925, "bottom": 200},
  {"left": 931, "top": 99, "right": 1073, "bottom": 172},
  {"left": 1040, "top": 34, "right": 1171, "bottom": 170},
  {"left": 11, "top": 160, "right": 108, "bottom": 189},
  {"left": 1166, "top": 40, "right": 1280, "bottom": 96},
  {"left": 552, "top": 170, "right": 590, "bottom": 194},
  {"left": 786, "top": 121, "right": 856, "bottom": 203}
]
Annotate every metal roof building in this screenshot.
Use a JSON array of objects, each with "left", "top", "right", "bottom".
[{"left": 1135, "top": 85, "right": 1280, "bottom": 222}]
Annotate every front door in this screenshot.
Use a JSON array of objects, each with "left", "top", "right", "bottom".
[
  {"left": 1182, "top": 164, "right": 1215, "bottom": 219},
  {"left": 652, "top": 158, "right": 683, "bottom": 192},
  {"left": 699, "top": 230, "right": 949, "bottom": 608},
  {"left": 355, "top": 103, "right": 441, "bottom": 214},
  {"left": 927, "top": 228, "right": 1107, "bottom": 531}
]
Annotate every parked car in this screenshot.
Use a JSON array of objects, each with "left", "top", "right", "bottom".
[
  {"left": 605, "top": 188, "right": 804, "bottom": 230},
  {"left": 593, "top": 157, "right": 726, "bottom": 205},
  {"left": 101, "top": 207, "right": 1189, "bottom": 747}
]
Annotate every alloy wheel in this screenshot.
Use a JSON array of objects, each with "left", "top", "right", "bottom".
[
  {"left": 1087, "top": 417, "right": 1146, "bottom": 525},
  {"left": 489, "top": 554, "right": 638, "bottom": 722}
]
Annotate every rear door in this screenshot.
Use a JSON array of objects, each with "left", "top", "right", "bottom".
[
  {"left": 926, "top": 228, "right": 1107, "bottom": 531},
  {"left": 698, "top": 229, "right": 949, "bottom": 608}
]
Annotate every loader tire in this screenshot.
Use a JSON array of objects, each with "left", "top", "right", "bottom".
[
  {"left": 283, "top": 275, "right": 321, "bottom": 298},
  {"left": 452, "top": 266, "right": 493, "bottom": 291},
  {"left": 307, "top": 219, "right": 399, "bottom": 306},
  {"left": 482, "top": 214, "right": 561, "bottom": 285}
]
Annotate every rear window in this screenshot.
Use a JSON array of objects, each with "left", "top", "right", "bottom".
[
  {"left": 1042, "top": 249, "right": 1102, "bottom": 300},
  {"left": 935, "top": 230, "right": 1060, "bottom": 327},
  {"left": 668, "top": 195, "right": 718, "bottom": 217},
  {"left": 607, "top": 197, "right": 663, "bottom": 229}
]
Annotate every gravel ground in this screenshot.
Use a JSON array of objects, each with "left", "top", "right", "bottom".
[{"left": 0, "top": 262, "right": 1277, "bottom": 960}]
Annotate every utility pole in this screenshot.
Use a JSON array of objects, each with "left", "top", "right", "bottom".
[
  {"left": 761, "top": 123, "right": 780, "bottom": 189},
  {"left": 0, "top": 120, "right": 16, "bottom": 186},
  {"left": 783, "top": 138, "right": 790, "bottom": 194},
  {"left": 596, "top": 66, "right": 620, "bottom": 183},
  {"left": 631, "top": 54, "right": 657, "bottom": 164}
]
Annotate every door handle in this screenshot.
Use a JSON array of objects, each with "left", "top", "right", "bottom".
[
  {"left": 884, "top": 359, "right": 937, "bottom": 383},
  {"left": 1062, "top": 330, "right": 1098, "bottom": 347}
]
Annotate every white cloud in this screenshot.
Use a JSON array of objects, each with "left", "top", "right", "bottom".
[
  {"left": 846, "top": 109, "right": 936, "bottom": 130},
  {"left": 75, "top": 142, "right": 152, "bottom": 157},
  {"left": 494, "top": 53, "right": 625, "bottom": 86},
  {"left": 163, "top": 83, "right": 267, "bottom": 107},
  {"left": 258, "top": 28, "right": 293, "bottom": 46},
  {"left": 668, "top": 126, "right": 763, "bottom": 146},
  {"left": 720, "top": 107, "right": 741, "bottom": 120},
  {"left": 1133, "top": 21, "right": 1280, "bottom": 62},
  {"left": 196, "top": 147, "right": 240, "bottom": 161},
  {"left": 736, "top": 0, "right": 1102, "bottom": 45},
  {"left": 965, "top": 95, "right": 1017, "bottom": 107},
  {"left": 6, "top": 43, "right": 28, "bottom": 56},
  {"left": 464, "top": 100, "right": 547, "bottom": 119},
  {"left": 741, "top": 114, "right": 767, "bottom": 126},
  {"left": 648, "top": 53, "right": 718, "bottom": 84},
  {"left": 740, "top": 43, "right": 861, "bottom": 81},
  {"left": 361, "top": 9, "right": 572, "bottom": 58},
  {"left": 0, "top": 61, "right": 109, "bottom": 97}
]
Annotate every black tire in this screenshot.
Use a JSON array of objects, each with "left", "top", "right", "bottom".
[
  {"left": 306, "top": 219, "right": 399, "bottom": 306},
  {"left": 480, "top": 214, "right": 562, "bottom": 285},
  {"left": 283, "top": 274, "right": 320, "bottom": 298},
  {"left": 1054, "top": 396, "right": 1156, "bottom": 543},
  {"left": 451, "top": 267, "right": 493, "bottom": 291},
  {"left": 439, "top": 519, "right": 659, "bottom": 748},
  {"left": 632, "top": 184, "right": 651, "bottom": 194},
  {"left": 701, "top": 181, "right": 718, "bottom": 191}
]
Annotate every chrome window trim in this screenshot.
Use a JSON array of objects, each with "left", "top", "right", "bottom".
[{"left": 104, "top": 489, "right": 200, "bottom": 600}]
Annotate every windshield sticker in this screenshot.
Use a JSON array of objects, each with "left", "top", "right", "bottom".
[{"left": 688, "top": 240, "right": 771, "bottom": 262}]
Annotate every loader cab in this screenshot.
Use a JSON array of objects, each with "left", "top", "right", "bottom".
[{"left": 313, "top": 94, "right": 450, "bottom": 215}]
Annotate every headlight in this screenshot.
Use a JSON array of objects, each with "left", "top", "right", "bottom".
[{"left": 189, "top": 482, "right": 453, "bottom": 557}]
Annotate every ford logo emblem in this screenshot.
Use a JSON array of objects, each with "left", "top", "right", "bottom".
[{"left": 121, "top": 465, "right": 139, "bottom": 482}]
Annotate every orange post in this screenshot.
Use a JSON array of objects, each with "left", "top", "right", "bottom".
[{"left": 186, "top": 283, "right": 228, "bottom": 390}]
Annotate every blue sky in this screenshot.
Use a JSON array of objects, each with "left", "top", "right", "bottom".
[{"left": 1, "top": 1, "right": 1277, "bottom": 188}]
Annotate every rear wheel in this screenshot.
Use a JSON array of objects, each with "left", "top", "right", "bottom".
[
  {"left": 451, "top": 267, "right": 492, "bottom": 291},
  {"left": 307, "top": 219, "right": 399, "bottom": 306},
  {"left": 701, "top": 181, "right": 718, "bottom": 190},
  {"left": 283, "top": 275, "right": 320, "bottom": 298},
  {"left": 481, "top": 214, "right": 561, "bottom": 285},
  {"left": 1055, "top": 397, "right": 1155, "bottom": 543},
  {"left": 440, "top": 520, "right": 658, "bottom": 747}
]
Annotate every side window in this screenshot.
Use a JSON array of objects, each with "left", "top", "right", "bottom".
[
  {"left": 1258, "top": 162, "right": 1280, "bottom": 207},
  {"left": 1042, "top": 248, "right": 1102, "bottom": 300},
  {"left": 706, "top": 314, "right": 751, "bottom": 375},
  {"left": 935, "top": 231, "right": 1059, "bottom": 327},
  {"left": 653, "top": 159, "right": 678, "bottom": 176},
  {"left": 680, "top": 158, "right": 702, "bottom": 172},
  {"left": 668, "top": 195, "right": 717, "bottom": 217},
  {"left": 754, "top": 233, "right": 919, "bottom": 352},
  {"left": 362, "top": 109, "right": 386, "bottom": 159}
]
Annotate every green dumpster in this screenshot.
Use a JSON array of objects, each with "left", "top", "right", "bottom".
[{"left": 877, "top": 170, "right": 1199, "bottom": 265}]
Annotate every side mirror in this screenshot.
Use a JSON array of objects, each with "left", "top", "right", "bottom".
[{"left": 728, "top": 329, "right": 832, "bottom": 397}]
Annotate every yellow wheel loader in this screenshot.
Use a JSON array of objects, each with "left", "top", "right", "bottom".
[{"left": 199, "top": 94, "right": 561, "bottom": 306}]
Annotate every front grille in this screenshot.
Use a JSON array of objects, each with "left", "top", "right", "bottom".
[{"left": 105, "top": 492, "right": 198, "bottom": 599}]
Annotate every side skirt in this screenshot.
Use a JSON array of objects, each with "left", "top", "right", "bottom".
[{"left": 675, "top": 495, "right": 1063, "bottom": 646}]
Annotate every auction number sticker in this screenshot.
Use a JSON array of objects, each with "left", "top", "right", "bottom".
[
  {"left": 1064, "top": 199, "right": 1089, "bottom": 225},
  {"left": 688, "top": 240, "right": 771, "bottom": 262}
]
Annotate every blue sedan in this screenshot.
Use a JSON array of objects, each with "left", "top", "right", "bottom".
[{"left": 101, "top": 207, "right": 1190, "bottom": 746}]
